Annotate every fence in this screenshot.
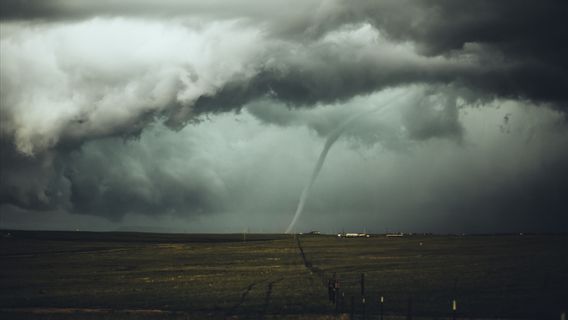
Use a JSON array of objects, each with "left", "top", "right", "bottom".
[
  {"left": 296, "top": 237, "right": 567, "bottom": 319},
  {"left": 324, "top": 272, "right": 461, "bottom": 320}
]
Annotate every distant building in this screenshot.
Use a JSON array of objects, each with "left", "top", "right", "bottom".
[
  {"left": 386, "top": 232, "right": 404, "bottom": 237},
  {"left": 337, "top": 232, "right": 370, "bottom": 238},
  {"left": 307, "top": 230, "right": 321, "bottom": 235}
]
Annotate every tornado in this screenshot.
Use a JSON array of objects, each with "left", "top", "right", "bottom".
[{"left": 285, "top": 94, "right": 402, "bottom": 234}]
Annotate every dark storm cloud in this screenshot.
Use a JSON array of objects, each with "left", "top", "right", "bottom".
[
  {"left": 445, "top": 158, "right": 568, "bottom": 233},
  {"left": 338, "top": 0, "right": 568, "bottom": 105},
  {"left": 2, "top": 0, "right": 567, "bottom": 107},
  {"left": 298, "top": 106, "right": 568, "bottom": 233},
  {"left": 0, "top": 128, "right": 226, "bottom": 220},
  {"left": 401, "top": 88, "right": 463, "bottom": 141},
  {"left": 0, "top": 139, "right": 68, "bottom": 211},
  {"left": 1, "top": 1, "right": 566, "bottom": 155},
  {"left": 64, "top": 138, "right": 225, "bottom": 220},
  {"left": 246, "top": 86, "right": 464, "bottom": 144},
  {"left": 251, "top": 0, "right": 568, "bottom": 107},
  {"left": 1, "top": 0, "right": 567, "bottom": 231},
  {"left": 1, "top": 99, "right": 567, "bottom": 232}
]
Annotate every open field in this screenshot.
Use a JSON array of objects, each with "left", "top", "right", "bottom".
[{"left": 0, "top": 231, "right": 566, "bottom": 319}]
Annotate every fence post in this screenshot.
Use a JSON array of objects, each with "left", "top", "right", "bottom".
[
  {"left": 451, "top": 299, "right": 457, "bottom": 320},
  {"left": 334, "top": 277, "right": 340, "bottom": 313},
  {"left": 335, "top": 289, "right": 339, "bottom": 313},
  {"left": 328, "top": 278, "right": 333, "bottom": 303},
  {"left": 362, "top": 295, "right": 366, "bottom": 320},
  {"left": 350, "top": 296, "right": 355, "bottom": 319},
  {"left": 361, "top": 273, "right": 365, "bottom": 296},
  {"left": 379, "top": 295, "right": 384, "bottom": 320},
  {"left": 406, "top": 297, "right": 413, "bottom": 320}
]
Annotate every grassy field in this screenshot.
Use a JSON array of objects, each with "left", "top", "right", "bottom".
[{"left": 0, "top": 231, "right": 566, "bottom": 319}]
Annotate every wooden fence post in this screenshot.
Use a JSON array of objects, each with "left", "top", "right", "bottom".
[
  {"left": 335, "top": 288, "right": 339, "bottom": 313},
  {"left": 334, "top": 277, "right": 340, "bottom": 313}
]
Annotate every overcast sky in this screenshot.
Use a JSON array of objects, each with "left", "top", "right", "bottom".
[{"left": 1, "top": 0, "right": 567, "bottom": 233}]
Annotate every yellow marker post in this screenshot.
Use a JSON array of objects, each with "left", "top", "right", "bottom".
[
  {"left": 451, "top": 299, "right": 457, "bottom": 320},
  {"left": 379, "top": 295, "right": 384, "bottom": 320}
]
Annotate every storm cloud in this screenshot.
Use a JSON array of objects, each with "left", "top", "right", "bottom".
[{"left": 1, "top": 1, "right": 567, "bottom": 232}]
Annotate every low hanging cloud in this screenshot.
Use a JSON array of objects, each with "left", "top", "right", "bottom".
[
  {"left": 1, "top": 20, "right": 468, "bottom": 155},
  {"left": 4, "top": 97, "right": 567, "bottom": 232},
  {"left": 1, "top": 1, "right": 567, "bottom": 232},
  {"left": 2, "top": 0, "right": 567, "bottom": 156},
  {"left": 1, "top": 18, "right": 264, "bottom": 154}
]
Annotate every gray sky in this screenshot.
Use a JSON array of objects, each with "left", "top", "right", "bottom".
[{"left": 1, "top": 0, "right": 567, "bottom": 233}]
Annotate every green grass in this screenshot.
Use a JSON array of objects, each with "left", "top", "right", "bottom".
[{"left": 0, "top": 231, "right": 566, "bottom": 319}]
